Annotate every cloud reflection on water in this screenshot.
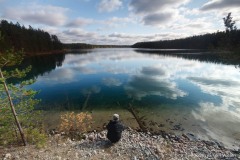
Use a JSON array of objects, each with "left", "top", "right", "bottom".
[
  {"left": 186, "top": 64, "right": 240, "bottom": 148},
  {"left": 38, "top": 68, "right": 77, "bottom": 84},
  {"left": 81, "top": 85, "right": 101, "bottom": 95},
  {"left": 102, "top": 77, "right": 122, "bottom": 87},
  {"left": 125, "top": 66, "right": 187, "bottom": 100},
  {"left": 187, "top": 68, "right": 240, "bottom": 115}
]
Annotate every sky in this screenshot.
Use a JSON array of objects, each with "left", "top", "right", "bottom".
[{"left": 0, "top": 0, "right": 240, "bottom": 45}]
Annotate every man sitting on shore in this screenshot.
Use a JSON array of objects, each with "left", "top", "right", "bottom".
[{"left": 106, "top": 114, "right": 125, "bottom": 143}]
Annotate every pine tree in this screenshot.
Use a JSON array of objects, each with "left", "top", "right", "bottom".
[
  {"left": 223, "top": 12, "right": 237, "bottom": 32},
  {"left": 0, "top": 33, "right": 44, "bottom": 146}
]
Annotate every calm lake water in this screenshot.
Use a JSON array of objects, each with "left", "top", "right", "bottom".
[{"left": 23, "top": 48, "right": 240, "bottom": 149}]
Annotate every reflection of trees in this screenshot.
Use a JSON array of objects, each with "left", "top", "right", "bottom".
[
  {"left": 81, "top": 86, "right": 101, "bottom": 110},
  {"left": 134, "top": 49, "right": 229, "bottom": 65},
  {"left": 6, "top": 54, "right": 65, "bottom": 84}
]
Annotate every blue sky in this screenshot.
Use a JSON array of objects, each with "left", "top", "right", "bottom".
[{"left": 0, "top": 0, "right": 240, "bottom": 45}]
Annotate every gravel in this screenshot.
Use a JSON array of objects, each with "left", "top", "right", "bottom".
[{"left": 1, "top": 128, "right": 240, "bottom": 160}]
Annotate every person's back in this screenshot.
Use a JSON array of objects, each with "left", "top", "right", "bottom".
[{"left": 106, "top": 114, "right": 124, "bottom": 143}]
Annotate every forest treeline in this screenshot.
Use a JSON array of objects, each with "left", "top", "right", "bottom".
[
  {"left": 132, "top": 30, "right": 240, "bottom": 52},
  {"left": 132, "top": 13, "right": 240, "bottom": 56},
  {"left": 0, "top": 20, "right": 129, "bottom": 55},
  {"left": 64, "top": 43, "right": 129, "bottom": 49},
  {"left": 0, "top": 20, "right": 63, "bottom": 54}
]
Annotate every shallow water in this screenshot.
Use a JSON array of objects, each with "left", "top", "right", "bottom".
[{"left": 24, "top": 48, "right": 240, "bottom": 149}]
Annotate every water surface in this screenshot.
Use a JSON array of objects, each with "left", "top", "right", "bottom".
[{"left": 24, "top": 48, "right": 240, "bottom": 149}]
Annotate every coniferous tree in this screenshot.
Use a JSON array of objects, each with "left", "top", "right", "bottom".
[
  {"left": 0, "top": 34, "right": 45, "bottom": 147},
  {"left": 223, "top": 13, "right": 237, "bottom": 32},
  {"left": 0, "top": 20, "right": 63, "bottom": 54}
]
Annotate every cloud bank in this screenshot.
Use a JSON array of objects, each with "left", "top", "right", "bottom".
[
  {"left": 3, "top": 4, "right": 68, "bottom": 26},
  {"left": 201, "top": 0, "right": 240, "bottom": 11}
]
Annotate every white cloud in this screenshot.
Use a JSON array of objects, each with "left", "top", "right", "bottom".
[
  {"left": 142, "top": 12, "right": 174, "bottom": 26},
  {"left": 61, "top": 28, "right": 101, "bottom": 43},
  {"left": 199, "top": 1, "right": 240, "bottom": 28},
  {"left": 129, "top": 0, "right": 190, "bottom": 14},
  {"left": 65, "top": 18, "right": 93, "bottom": 27},
  {"left": 102, "top": 17, "right": 132, "bottom": 27},
  {"left": 169, "top": 17, "right": 217, "bottom": 35},
  {"left": 201, "top": 0, "right": 240, "bottom": 11},
  {"left": 3, "top": 4, "right": 68, "bottom": 26},
  {"left": 1, "top": 0, "right": 238, "bottom": 45},
  {"left": 98, "top": 0, "right": 123, "bottom": 12},
  {"left": 128, "top": 0, "right": 192, "bottom": 29}
]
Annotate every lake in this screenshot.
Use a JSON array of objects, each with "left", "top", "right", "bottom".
[{"left": 22, "top": 48, "right": 240, "bottom": 149}]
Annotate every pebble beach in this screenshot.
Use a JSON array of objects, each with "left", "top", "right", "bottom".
[{"left": 1, "top": 128, "right": 240, "bottom": 160}]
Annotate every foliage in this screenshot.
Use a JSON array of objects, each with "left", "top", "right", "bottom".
[
  {"left": 223, "top": 12, "right": 237, "bottom": 32},
  {"left": 59, "top": 112, "right": 92, "bottom": 139},
  {"left": 25, "top": 127, "right": 47, "bottom": 148},
  {"left": 132, "top": 30, "right": 240, "bottom": 50},
  {"left": 0, "top": 20, "right": 63, "bottom": 54},
  {"left": 64, "top": 43, "right": 129, "bottom": 49},
  {"left": 0, "top": 41, "right": 46, "bottom": 146}
]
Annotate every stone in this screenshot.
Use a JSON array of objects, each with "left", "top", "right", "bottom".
[
  {"left": 4, "top": 153, "right": 11, "bottom": 160},
  {"left": 182, "top": 133, "right": 197, "bottom": 141},
  {"left": 55, "top": 156, "right": 62, "bottom": 160},
  {"left": 82, "top": 134, "right": 88, "bottom": 140},
  {"left": 87, "top": 153, "right": 92, "bottom": 157},
  {"left": 75, "top": 153, "right": 79, "bottom": 159},
  {"left": 174, "top": 136, "right": 181, "bottom": 142},
  {"left": 155, "top": 147, "right": 162, "bottom": 155},
  {"left": 203, "top": 140, "right": 216, "bottom": 146},
  {"left": 88, "top": 135, "right": 94, "bottom": 141},
  {"left": 152, "top": 135, "right": 157, "bottom": 139},
  {"left": 231, "top": 149, "right": 240, "bottom": 154},
  {"left": 214, "top": 141, "right": 225, "bottom": 149}
]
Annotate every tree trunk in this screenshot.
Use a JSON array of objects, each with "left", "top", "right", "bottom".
[{"left": 0, "top": 68, "right": 27, "bottom": 146}]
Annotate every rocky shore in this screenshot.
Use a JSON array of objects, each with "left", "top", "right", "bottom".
[{"left": 1, "top": 128, "right": 240, "bottom": 160}]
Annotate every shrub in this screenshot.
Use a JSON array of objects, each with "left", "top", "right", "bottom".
[{"left": 59, "top": 112, "right": 92, "bottom": 139}]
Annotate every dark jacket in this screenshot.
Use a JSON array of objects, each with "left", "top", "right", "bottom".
[{"left": 106, "top": 120, "right": 124, "bottom": 143}]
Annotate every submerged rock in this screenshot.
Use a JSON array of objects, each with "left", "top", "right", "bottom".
[{"left": 182, "top": 133, "right": 198, "bottom": 141}]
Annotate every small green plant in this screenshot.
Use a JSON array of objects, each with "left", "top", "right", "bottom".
[{"left": 25, "top": 128, "right": 47, "bottom": 148}]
